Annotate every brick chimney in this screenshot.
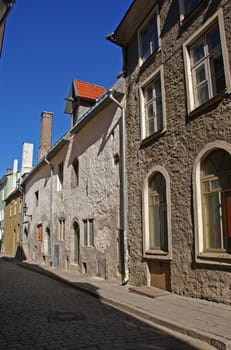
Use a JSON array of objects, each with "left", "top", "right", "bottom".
[{"left": 39, "top": 111, "right": 53, "bottom": 160}]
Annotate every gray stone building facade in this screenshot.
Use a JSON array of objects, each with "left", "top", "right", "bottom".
[{"left": 110, "top": 0, "right": 231, "bottom": 303}]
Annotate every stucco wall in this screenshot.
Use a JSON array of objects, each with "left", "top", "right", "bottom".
[{"left": 24, "top": 98, "right": 122, "bottom": 280}]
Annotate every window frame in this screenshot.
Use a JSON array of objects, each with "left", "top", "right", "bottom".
[
  {"left": 138, "top": 5, "right": 160, "bottom": 65},
  {"left": 58, "top": 218, "right": 65, "bottom": 241},
  {"left": 193, "top": 141, "right": 231, "bottom": 266},
  {"left": 143, "top": 165, "right": 172, "bottom": 260},
  {"left": 139, "top": 65, "right": 166, "bottom": 141},
  {"left": 183, "top": 9, "right": 231, "bottom": 115},
  {"left": 82, "top": 219, "right": 94, "bottom": 247}
]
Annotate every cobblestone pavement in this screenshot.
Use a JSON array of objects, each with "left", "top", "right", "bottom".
[{"left": 0, "top": 259, "right": 212, "bottom": 350}]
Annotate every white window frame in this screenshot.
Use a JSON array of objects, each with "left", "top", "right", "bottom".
[
  {"left": 143, "top": 165, "right": 172, "bottom": 260},
  {"left": 139, "top": 65, "right": 166, "bottom": 140},
  {"left": 193, "top": 141, "right": 231, "bottom": 266},
  {"left": 138, "top": 5, "right": 160, "bottom": 65},
  {"left": 58, "top": 218, "right": 65, "bottom": 241},
  {"left": 183, "top": 9, "right": 231, "bottom": 114},
  {"left": 83, "top": 219, "right": 94, "bottom": 247}
]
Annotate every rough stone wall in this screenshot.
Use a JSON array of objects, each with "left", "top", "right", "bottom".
[{"left": 125, "top": 0, "right": 231, "bottom": 303}]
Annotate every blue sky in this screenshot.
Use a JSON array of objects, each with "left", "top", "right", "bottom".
[{"left": 0, "top": 1, "right": 132, "bottom": 178}]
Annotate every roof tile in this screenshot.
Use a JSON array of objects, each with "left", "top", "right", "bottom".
[{"left": 74, "top": 80, "right": 106, "bottom": 101}]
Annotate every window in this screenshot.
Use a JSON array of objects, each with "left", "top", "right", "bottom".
[
  {"left": 37, "top": 224, "right": 43, "bottom": 241},
  {"left": 143, "top": 166, "right": 171, "bottom": 259},
  {"left": 148, "top": 173, "right": 168, "bottom": 251},
  {"left": 183, "top": 11, "right": 230, "bottom": 113},
  {"left": 193, "top": 142, "right": 231, "bottom": 264},
  {"left": 201, "top": 150, "right": 231, "bottom": 252},
  {"left": 83, "top": 219, "right": 94, "bottom": 247},
  {"left": 35, "top": 191, "right": 39, "bottom": 207},
  {"left": 179, "top": 0, "right": 201, "bottom": 21},
  {"left": 140, "top": 67, "right": 166, "bottom": 140},
  {"left": 71, "top": 158, "right": 79, "bottom": 188},
  {"left": 138, "top": 7, "right": 159, "bottom": 63},
  {"left": 59, "top": 219, "right": 65, "bottom": 241},
  {"left": 57, "top": 162, "right": 64, "bottom": 191}
]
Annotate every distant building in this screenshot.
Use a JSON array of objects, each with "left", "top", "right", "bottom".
[
  {"left": 0, "top": 160, "right": 18, "bottom": 252},
  {"left": 109, "top": 0, "right": 231, "bottom": 304},
  {"left": 2, "top": 143, "right": 33, "bottom": 255}
]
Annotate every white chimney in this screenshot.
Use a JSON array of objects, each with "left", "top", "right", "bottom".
[
  {"left": 12, "top": 159, "right": 18, "bottom": 190},
  {"left": 21, "top": 143, "right": 33, "bottom": 177}
]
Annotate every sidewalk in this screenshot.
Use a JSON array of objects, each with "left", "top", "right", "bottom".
[{"left": 5, "top": 257, "right": 231, "bottom": 350}]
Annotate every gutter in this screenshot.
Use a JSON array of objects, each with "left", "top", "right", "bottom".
[{"left": 107, "top": 89, "right": 129, "bottom": 285}]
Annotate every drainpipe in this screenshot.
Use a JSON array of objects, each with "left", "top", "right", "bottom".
[
  {"left": 44, "top": 157, "right": 54, "bottom": 264},
  {"left": 18, "top": 183, "right": 25, "bottom": 258},
  {"left": 107, "top": 89, "right": 129, "bottom": 285}
]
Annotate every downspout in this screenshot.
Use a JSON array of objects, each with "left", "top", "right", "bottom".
[
  {"left": 18, "top": 184, "right": 25, "bottom": 258},
  {"left": 44, "top": 157, "right": 54, "bottom": 264},
  {"left": 107, "top": 90, "right": 129, "bottom": 285}
]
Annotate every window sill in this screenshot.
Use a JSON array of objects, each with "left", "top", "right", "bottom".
[
  {"left": 139, "top": 47, "right": 161, "bottom": 70},
  {"left": 140, "top": 128, "right": 166, "bottom": 148},
  {"left": 187, "top": 90, "right": 227, "bottom": 120},
  {"left": 196, "top": 252, "right": 231, "bottom": 266},
  {"left": 144, "top": 250, "right": 171, "bottom": 260}
]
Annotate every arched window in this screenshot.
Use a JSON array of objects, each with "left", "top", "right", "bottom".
[
  {"left": 143, "top": 166, "right": 171, "bottom": 259},
  {"left": 201, "top": 149, "right": 231, "bottom": 252},
  {"left": 148, "top": 172, "right": 168, "bottom": 250}
]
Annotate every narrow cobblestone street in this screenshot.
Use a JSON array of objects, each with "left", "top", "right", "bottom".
[{"left": 0, "top": 259, "right": 208, "bottom": 350}]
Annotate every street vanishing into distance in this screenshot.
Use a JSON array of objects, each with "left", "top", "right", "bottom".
[{"left": 0, "top": 258, "right": 210, "bottom": 350}]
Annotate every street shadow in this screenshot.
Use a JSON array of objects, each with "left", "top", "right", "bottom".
[{"left": 1, "top": 257, "right": 204, "bottom": 350}]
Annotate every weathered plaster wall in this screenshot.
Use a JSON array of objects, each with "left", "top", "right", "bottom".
[{"left": 24, "top": 98, "right": 122, "bottom": 280}]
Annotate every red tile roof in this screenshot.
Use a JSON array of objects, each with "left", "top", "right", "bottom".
[{"left": 74, "top": 80, "right": 106, "bottom": 101}]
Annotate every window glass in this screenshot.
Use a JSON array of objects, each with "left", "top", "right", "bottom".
[
  {"left": 148, "top": 173, "right": 167, "bottom": 251},
  {"left": 184, "top": 0, "right": 201, "bottom": 16},
  {"left": 140, "top": 12, "right": 158, "bottom": 62},
  {"left": 201, "top": 150, "right": 231, "bottom": 252},
  {"left": 144, "top": 76, "right": 163, "bottom": 138},
  {"left": 190, "top": 24, "right": 225, "bottom": 108}
]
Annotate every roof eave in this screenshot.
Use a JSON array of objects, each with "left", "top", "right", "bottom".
[{"left": 113, "top": 0, "right": 157, "bottom": 45}]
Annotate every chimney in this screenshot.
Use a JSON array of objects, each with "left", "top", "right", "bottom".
[
  {"left": 39, "top": 111, "right": 53, "bottom": 160},
  {"left": 12, "top": 159, "right": 18, "bottom": 189},
  {"left": 21, "top": 143, "right": 33, "bottom": 177}
]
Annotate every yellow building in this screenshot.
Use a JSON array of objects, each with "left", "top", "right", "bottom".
[{"left": 4, "top": 188, "right": 21, "bottom": 257}]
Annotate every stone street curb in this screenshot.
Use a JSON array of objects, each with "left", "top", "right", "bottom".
[{"left": 4, "top": 257, "right": 230, "bottom": 350}]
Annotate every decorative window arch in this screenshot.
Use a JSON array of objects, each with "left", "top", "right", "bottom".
[
  {"left": 143, "top": 166, "right": 172, "bottom": 259},
  {"left": 193, "top": 141, "right": 231, "bottom": 265}
]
